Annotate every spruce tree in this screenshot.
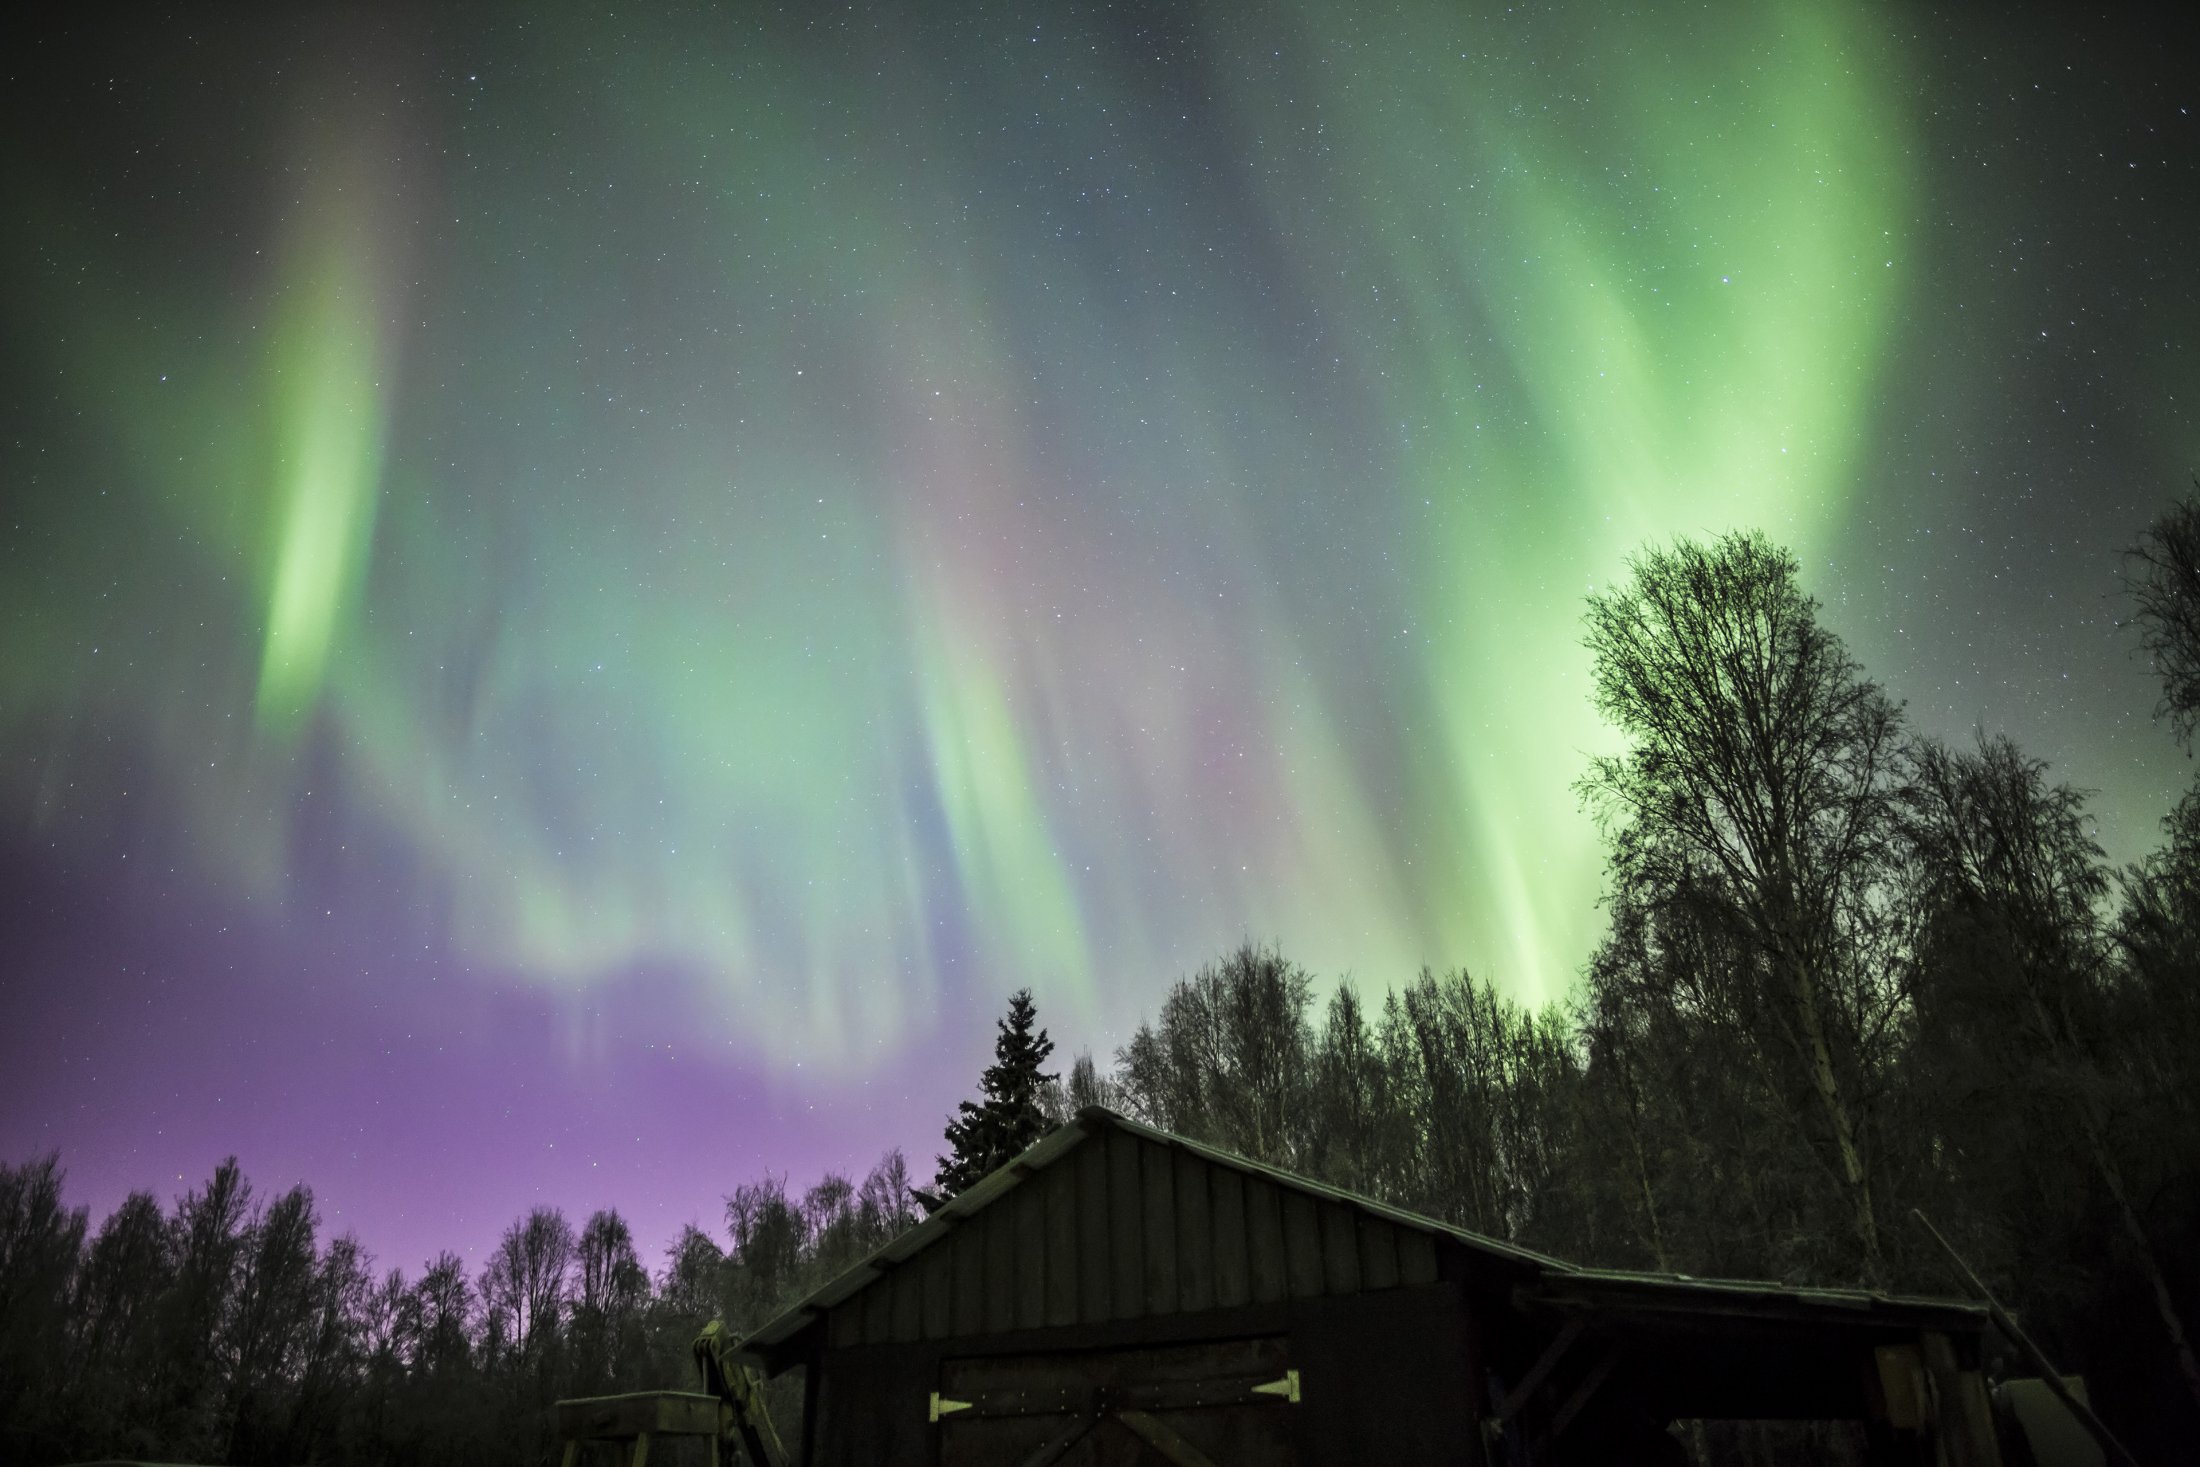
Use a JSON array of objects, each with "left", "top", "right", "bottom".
[{"left": 933, "top": 989, "right": 1058, "bottom": 1200}]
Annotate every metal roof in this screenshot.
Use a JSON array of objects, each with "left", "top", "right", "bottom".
[
  {"left": 733, "top": 1105, "right": 1567, "bottom": 1364},
  {"left": 733, "top": 1105, "right": 1989, "bottom": 1368},
  {"left": 1541, "top": 1267, "right": 1992, "bottom": 1330}
]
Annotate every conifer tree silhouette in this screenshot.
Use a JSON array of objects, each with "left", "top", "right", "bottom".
[{"left": 931, "top": 989, "right": 1058, "bottom": 1202}]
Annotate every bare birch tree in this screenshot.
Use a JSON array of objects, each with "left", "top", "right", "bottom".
[{"left": 1581, "top": 531, "right": 1905, "bottom": 1284}]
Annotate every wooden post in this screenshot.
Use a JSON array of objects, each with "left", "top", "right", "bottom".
[
  {"left": 1913, "top": 1209, "right": 2140, "bottom": 1467},
  {"left": 1919, "top": 1331, "right": 2002, "bottom": 1467}
]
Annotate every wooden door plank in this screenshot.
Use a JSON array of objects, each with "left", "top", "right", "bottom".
[
  {"left": 1116, "top": 1408, "right": 1221, "bottom": 1467},
  {"left": 1004, "top": 1412, "right": 1099, "bottom": 1467}
]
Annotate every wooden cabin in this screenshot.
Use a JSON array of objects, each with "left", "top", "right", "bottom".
[{"left": 734, "top": 1107, "right": 2007, "bottom": 1465}]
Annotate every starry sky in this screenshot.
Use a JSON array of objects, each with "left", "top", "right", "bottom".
[{"left": 3, "top": 2, "right": 2196, "bottom": 1277}]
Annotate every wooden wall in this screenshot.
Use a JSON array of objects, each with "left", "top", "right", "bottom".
[
  {"left": 802, "top": 1123, "right": 1487, "bottom": 1466},
  {"left": 807, "top": 1285, "right": 1483, "bottom": 1467},
  {"left": 825, "top": 1123, "right": 1443, "bottom": 1349},
  {"left": 789, "top": 1119, "right": 1999, "bottom": 1465}
]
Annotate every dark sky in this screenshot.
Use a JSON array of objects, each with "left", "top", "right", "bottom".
[{"left": 3, "top": 2, "right": 2195, "bottom": 1279}]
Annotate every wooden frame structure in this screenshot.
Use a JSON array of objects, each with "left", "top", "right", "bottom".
[
  {"left": 734, "top": 1107, "right": 2007, "bottom": 1465},
  {"left": 555, "top": 1390, "right": 729, "bottom": 1467}
]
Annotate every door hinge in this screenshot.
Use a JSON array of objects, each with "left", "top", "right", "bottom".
[
  {"left": 1251, "top": 1369, "right": 1301, "bottom": 1403},
  {"left": 929, "top": 1392, "right": 973, "bottom": 1423}
]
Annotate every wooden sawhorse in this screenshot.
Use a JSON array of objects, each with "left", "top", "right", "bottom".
[{"left": 557, "top": 1390, "right": 728, "bottom": 1467}]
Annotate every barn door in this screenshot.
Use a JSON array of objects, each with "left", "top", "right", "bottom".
[{"left": 932, "top": 1336, "right": 1300, "bottom": 1467}]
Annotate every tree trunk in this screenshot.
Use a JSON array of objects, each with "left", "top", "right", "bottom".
[
  {"left": 1613, "top": 1044, "right": 1671, "bottom": 1271},
  {"left": 2083, "top": 1111, "right": 2200, "bottom": 1412},
  {"left": 1791, "top": 959, "right": 1884, "bottom": 1286},
  {"left": 2028, "top": 982, "right": 2200, "bottom": 1414}
]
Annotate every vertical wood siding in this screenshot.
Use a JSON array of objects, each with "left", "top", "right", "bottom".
[{"left": 826, "top": 1127, "right": 1455, "bottom": 1346}]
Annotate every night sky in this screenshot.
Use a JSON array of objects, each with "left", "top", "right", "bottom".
[{"left": 4, "top": 3, "right": 2196, "bottom": 1278}]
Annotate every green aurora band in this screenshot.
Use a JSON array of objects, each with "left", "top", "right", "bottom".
[
  {"left": 257, "top": 145, "right": 394, "bottom": 734},
  {"left": 3, "top": 2, "right": 1926, "bottom": 1064},
  {"left": 1232, "top": 0, "right": 1914, "bottom": 991}
]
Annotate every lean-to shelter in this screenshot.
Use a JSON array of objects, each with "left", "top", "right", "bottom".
[{"left": 734, "top": 1107, "right": 2006, "bottom": 1465}]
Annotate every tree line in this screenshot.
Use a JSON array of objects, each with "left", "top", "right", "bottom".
[
  {"left": 1086, "top": 525, "right": 2200, "bottom": 1457},
  {"left": 6, "top": 512, "right": 2200, "bottom": 1461},
  {"left": 0, "top": 1147, "right": 920, "bottom": 1465}
]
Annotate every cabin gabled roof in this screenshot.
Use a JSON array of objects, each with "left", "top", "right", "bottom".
[
  {"left": 733, "top": 1105, "right": 1989, "bottom": 1375},
  {"left": 733, "top": 1105, "right": 1565, "bottom": 1370}
]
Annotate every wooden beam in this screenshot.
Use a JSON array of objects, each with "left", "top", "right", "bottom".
[
  {"left": 1495, "top": 1318, "right": 1585, "bottom": 1423},
  {"left": 1010, "top": 1413, "right": 1099, "bottom": 1467},
  {"left": 1546, "top": 1352, "right": 1619, "bottom": 1444},
  {"left": 1914, "top": 1210, "right": 2138, "bottom": 1467},
  {"left": 557, "top": 1391, "right": 724, "bottom": 1439},
  {"left": 1117, "top": 1409, "right": 1222, "bottom": 1467},
  {"left": 1918, "top": 1331, "right": 2001, "bottom": 1467}
]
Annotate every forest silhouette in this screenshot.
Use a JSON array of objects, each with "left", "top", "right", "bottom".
[{"left": 6, "top": 518, "right": 2200, "bottom": 1464}]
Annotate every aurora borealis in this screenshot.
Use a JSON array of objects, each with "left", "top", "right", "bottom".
[{"left": 4, "top": 3, "right": 2195, "bottom": 1271}]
